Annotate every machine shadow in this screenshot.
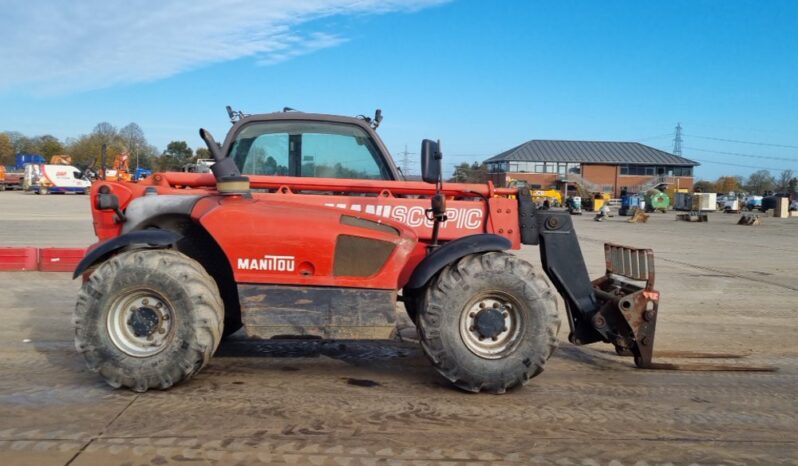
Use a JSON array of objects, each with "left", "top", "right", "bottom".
[{"left": 216, "top": 337, "right": 420, "bottom": 362}]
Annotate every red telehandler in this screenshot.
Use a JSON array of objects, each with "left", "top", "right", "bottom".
[{"left": 73, "top": 108, "right": 662, "bottom": 393}]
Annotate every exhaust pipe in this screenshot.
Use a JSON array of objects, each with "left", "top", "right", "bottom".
[
  {"left": 198, "top": 128, "right": 248, "bottom": 195},
  {"left": 101, "top": 144, "right": 107, "bottom": 180},
  {"left": 198, "top": 128, "right": 242, "bottom": 181}
]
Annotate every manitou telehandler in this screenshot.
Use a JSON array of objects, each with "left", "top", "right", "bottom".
[{"left": 73, "top": 108, "right": 661, "bottom": 393}]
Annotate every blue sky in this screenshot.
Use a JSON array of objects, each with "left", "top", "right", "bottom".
[{"left": 0, "top": 0, "right": 796, "bottom": 180}]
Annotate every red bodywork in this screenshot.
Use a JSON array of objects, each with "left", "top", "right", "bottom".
[{"left": 88, "top": 172, "right": 522, "bottom": 291}]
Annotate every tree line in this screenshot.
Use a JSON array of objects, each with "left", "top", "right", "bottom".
[
  {"left": 694, "top": 169, "right": 796, "bottom": 195},
  {"left": 0, "top": 122, "right": 209, "bottom": 172},
  {"left": 449, "top": 162, "right": 489, "bottom": 183}
]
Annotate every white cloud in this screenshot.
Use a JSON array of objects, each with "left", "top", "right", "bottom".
[{"left": 0, "top": 0, "right": 446, "bottom": 95}]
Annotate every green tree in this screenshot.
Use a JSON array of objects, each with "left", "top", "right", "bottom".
[
  {"left": 157, "top": 141, "right": 193, "bottom": 171},
  {"left": 449, "top": 162, "right": 488, "bottom": 183},
  {"left": 776, "top": 169, "right": 795, "bottom": 192},
  {"left": 37, "top": 135, "right": 65, "bottom": 159},
  {"left": 745, "top": 170, "right": 775, "bottom": 194},
  {"left": 692, "top": 180, "right": 715, "bottom": 193},
  {"left": 93, "top": 122, "right": 117, "bottom": 143},
  {"left": 195, "top": 147, "right": 211, "bottom": 160},
  {"left": 0, "top": 133, "right": 14, "bottom": 166},
  {"left": 15, "top": 135, "right": 39, "bottom": 154},
  {"left": 4, "top": 131, "right": 26, "bottom": 154},
  {"left": 714, "top": 176, "right": 742, "bottom": 194},
  {"left": 120, "top": 123, "right": 157, "bottom": 170},
  {"left": 66, "top": 122, "right": 156, "bottom": 170}
]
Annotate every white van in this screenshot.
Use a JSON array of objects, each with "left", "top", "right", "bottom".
[{"left": 24, "top": 164, "right": 91, "bottom": 194}]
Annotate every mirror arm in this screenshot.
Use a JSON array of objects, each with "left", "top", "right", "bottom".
[{"left": 427, "top": 142, "right": 447, "bottom": 252}]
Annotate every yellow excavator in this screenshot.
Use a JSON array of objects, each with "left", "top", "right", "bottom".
[{"left": 507, "top": 180, "right": 563, "bottom": 207}]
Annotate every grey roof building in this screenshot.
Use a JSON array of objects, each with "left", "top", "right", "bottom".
[
  {"left": 485, "top": 140, "right": 699, "bottom": 196},
  {"left": 486, "top": 140, "right": 699, "bottom": 166}
]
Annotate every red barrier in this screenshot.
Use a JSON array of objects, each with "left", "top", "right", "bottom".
[
  {"left": 0, "top": 247, "right": 39, "bottom": 271},
  {"left": 38, "top": 248, "right": 87, "bottom": 272}
]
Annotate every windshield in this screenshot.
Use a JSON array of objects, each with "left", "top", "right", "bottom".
[{"left": 230, "top": 121, "right": 391, "bottom": 180}]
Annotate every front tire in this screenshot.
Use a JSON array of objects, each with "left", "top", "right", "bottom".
[
  {"left": 416, "top": 252, "right": 560, "bottom": 394},
  {"left": 74, "top": 249, "right": 224, "bottom": 392}
]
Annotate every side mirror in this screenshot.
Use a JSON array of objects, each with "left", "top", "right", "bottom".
[{"left": 420, "top": 139, "right": 442, "bottom": 184}]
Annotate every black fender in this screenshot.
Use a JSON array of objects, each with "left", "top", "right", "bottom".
[
  {"left": 404, "top": 234, "right": 512, "bottom": 290},
  {"left": 72, "top": 229, "right": 181, "bottom": 279}
]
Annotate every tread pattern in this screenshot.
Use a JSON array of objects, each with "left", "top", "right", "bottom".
[
  {"left": 74, "top": 249, "right": 224, "bottom": 392},
  {"left": 417, "top": 252, "right": 560, "bottom": 393}
]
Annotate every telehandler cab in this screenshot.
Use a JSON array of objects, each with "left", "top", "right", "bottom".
[{"left": 73, "top": 108, "right": 661, "bottom": 393}]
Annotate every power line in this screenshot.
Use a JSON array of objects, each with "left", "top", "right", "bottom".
[
  {"left": 634, "top": 133, "right": 674, "bottom": 142},
  {"left": 685, "top": 134, "right": 798, "bottom": 149},
  {"left": 693, "top": 159, "right": 792, "bottom": 172},
  {"left": 446, "top": 153, "right": 494, "bottom": 159},
  {"left": 685, "top": 146, "right": 798, "bottom": 163}
]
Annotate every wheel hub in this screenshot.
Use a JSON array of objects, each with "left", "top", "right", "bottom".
[
  {"left": 460, "top": 294, "right": 522, "bottom": 359},
  {"left": 473, "top": 308, "right": 506, "bottom": 339},
  {"left": 107, "top": 291, "right": 174, "bottom": 357},
  {"left": 127, "top": 307, "right": 160, "bottom": 338}
]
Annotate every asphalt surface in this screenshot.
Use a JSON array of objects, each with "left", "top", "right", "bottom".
[{"left": 0, "top": 191, "right": 796, "bottom": 465}]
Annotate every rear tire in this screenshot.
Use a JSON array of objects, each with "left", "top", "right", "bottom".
[
  {"left": 416, "top": 252, "right": 560, "bottom": 394},
  {"left": 74, "top": 249, "right": 224, "bottom": 392}
]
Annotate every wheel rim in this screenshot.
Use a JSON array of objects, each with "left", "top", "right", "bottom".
[
  {"left": 107, "top": 290, "right": 175, "bottom": 357},
  {"left": 459, "top": 292, "right": 523, "bottom": 359}
]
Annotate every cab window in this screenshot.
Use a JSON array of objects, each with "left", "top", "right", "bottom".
[{"left": 230, "top": 121, "right": 391, "bottom": 180}]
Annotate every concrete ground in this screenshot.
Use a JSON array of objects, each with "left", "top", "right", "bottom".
[{"left": 0, "top": 191, "right": 796, "bottom": 465}]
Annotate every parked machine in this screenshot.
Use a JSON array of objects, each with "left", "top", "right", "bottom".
[
  {"left": 565, "top": 195, "right": 582, "bottom": 215},
  {"left": 25, "top": 163, "right": 91, "bottom": 194},
  {"left": 744, "top": 195, "right": 763, "bottom": 211},
  {"left": 133, "top": 167, "right": 152, "bottom": 181},
  {"left": 619, "top": 192, "right": 644, "bottom": 216},
  {"left": 3, "top": 154, "right": 44, "bottom": 191},
  {"left": 720, "top": 195, "right": 742, "bottom": 213},
  {"left": 74, "top": 107, "right": 666, "bottom": 394},
  {"left": 183, "top": 158, "right": 216, "bottom": 174},
  {"left": 644, "top": 189, "right": 670, "bottom": 213},
  {"left": 673, "top": 192, "right": 692, "bottom": 211},
  {"left": 103, "top": 151, "right": 133, "bottom": 182},
  {"left": 530, "top": 188, "right": 562, "bottom": 207}
]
